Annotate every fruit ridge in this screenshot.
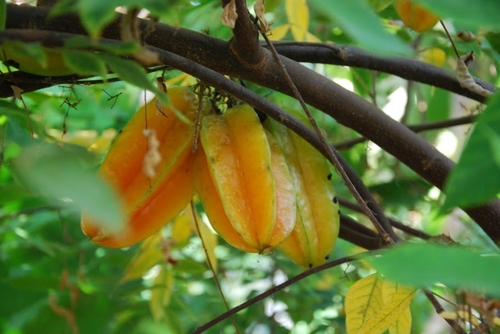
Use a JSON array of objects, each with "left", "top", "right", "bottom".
[
  {"left": 198, "top": 104, "right": 296, "bottom": 252},
  {"left": 266, "top": 119, "right": 340, "bottom": 267},
  {"left": 81, "top": 86, "right": 200, "bottom": 248}
]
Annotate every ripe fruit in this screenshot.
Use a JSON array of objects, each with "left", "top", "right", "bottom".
[
  {"left": 81, "top": 86, "right": 201, "bottom": 248},
  {"left": 196, "top": 105, "right": 296, "bottom": 253},
  {"left": 394, "top": 0, "right": 439, "bottom": 32},
  {"left": 266, "top": 119, "right": 340, "bottom": 268}
]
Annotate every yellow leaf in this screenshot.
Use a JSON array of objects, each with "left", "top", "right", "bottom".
[
  {"left": 389, "top": 306, "right": 412, "bottom": 334},
  {"left": 88, "top": 129, "right": 117, "bottom": 154},
  {"left": 196, "top": 216, "right": 218, "bottom": 272},
  {"left": 345, "top": 274, "right": 416, "bottom": 334},
  {"left": 359, "top": 280, "right": 416, "bottom": 334},
  {"left": 286, "top": 0, "right": 309, "bottom": 41},
  {"left": 305, "top": 31, "right": 321, "bottom": 43},
  {"left": 149, "top": 266, "right": 175, "bottom": 321},
  {"left": 189, "top": 208, "right": 218, "bottom": 272},
  {"left": 345, "top": 273, "right": 384, "bottom": 333},
  {"left": 120, "top": 231, "right": 164, "bottom": 283},
  {"left": 422, "top": 47, "right": 446, "bottom": 67},
  {"left": 383, "top": 279, "right": 413, "bottom": 334},
  {"left": 165, "top": 72, "right": 193, "bottom": 86},
  {"left": 171, "top": 209, "right": 194, "bottom": 243},
  {"left": 269, "top": 24, "right": 290, "bottom": 41}
]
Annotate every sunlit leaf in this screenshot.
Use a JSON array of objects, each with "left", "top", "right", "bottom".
[
  {"left": 171, "top": 210, "right": 194, "bottom": 244},
  {"left": 346, "top": 274, "right": 416, "bottom": 334},
  {"left": 305, "top": 31, "right": 321, "bottom": 43},
  {"left": 121, "top": 231, "right": 164, "bottom": 283},
  {"left": 268, "top": 24, "right": 290, "bottom": 41},
  {"left": 149, "top": 266, "right": 174, "bottom": 321},
  {"left": 286, "top": 0, "right": 309, "bottom": 41},
  {"left": 345, "top": 274, "right": 384, "bottom": 333},
  {"left": 370, "top": 243, "right": 500, "bottom": 297},
  {"left": 389, "top": 305, "right": 412, "bottom": 334},
  {"left": 189, "top": 208, "right": 218, "bottom": 272}
]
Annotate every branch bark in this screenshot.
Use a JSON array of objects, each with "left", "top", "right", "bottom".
[{"left": 3, "top": 6, "right": 500, "bottom": 243}]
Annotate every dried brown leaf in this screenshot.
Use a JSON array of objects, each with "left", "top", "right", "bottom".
[
  {"left": 456, "top": 56, "right": 493, "bottom": 98},
  {"left": 254, "top": 0, "right": 270, "bottom": 33},
  {"left": 221, "top": 0, "right": 238, "bottom": 29}
]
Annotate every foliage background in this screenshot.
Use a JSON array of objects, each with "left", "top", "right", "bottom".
[{"left": 1, "top": 0, "right": 500, "bottom": 333}]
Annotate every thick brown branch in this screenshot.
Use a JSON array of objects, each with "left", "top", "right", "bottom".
[
  {"left": 269, "top": 42, "right": 496, "bottom": 103},
  {"left": 339, "top": 199, "right": 432, "bottom": 240},
  {"left": 226, "top": 0, "right": 265, "bottom": 66},
  {"left": 340, "top": 215, "right": 383, "bottom": 250},
  {"left": 3, "top": 7, "right": 500, "bottom": 243}
]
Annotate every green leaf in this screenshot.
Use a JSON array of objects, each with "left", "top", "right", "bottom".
[
  {"left": 12, "top": 142, "right": 125, "bottom": 233},
  {"left": 96, "top": 54, "right": 188, "bottom": 121},
  {"left": 63, "top": 50, "right": 108, "bottom": 78},
  {"left": 51, "top": 0, "right": 170, "bottom": 39},
  {"left": 485, "top": 32, "right": 500, "bottom": 56},
  {"left": 49, "top": 0, "right": 79, "bottom": 17},
  {"left": 369, "top": 179, "right": 434, "bottom": 207},
  {"left": 66, "top": 36, "right": 140, "bottom": 55},
  {"left": 414, "top": 0, "right": 500, "bottom": 29},
  {"left": 0, "top": 100, "right": 29, "bottom": 117},
  {"left": 370, "top": 243, "right": 500, "bottom": 297},
  {"left": 77, "top": 0, "right": 121, "bottom": 39},
  {"left": 426, "top": 88, "right": 450, "bottom": 122},
  {"left": 313, "top": 0, "right": 411, "bottom": 56},
  {"left": 443, "top": 92, "right": 500, "bottom": 210},
  {"left": 97, "top": 54, "right": 156, "bottom": 91}
]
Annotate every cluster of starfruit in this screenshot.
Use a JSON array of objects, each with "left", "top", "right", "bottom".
[{"left": 81, "top": 85, "right": 340, "bottom": 268}]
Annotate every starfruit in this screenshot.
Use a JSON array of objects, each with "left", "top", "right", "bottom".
[
  {"left": 195, "top": 105, "right": 296, "bottom": 253},
  {"left": 81, "top": 86, "right": 201, "bottom": 248},
  {"left": 266, "top": 119, "right": 340, "bottom": 268}
]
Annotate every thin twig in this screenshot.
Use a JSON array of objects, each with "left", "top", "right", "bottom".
[
  {"left": 338, "top": 198, "right": 431, "bottom": 240},
  {"left": 440, "top": 21, "right": 460, "bottom": 59},
  {"left": 193, "top": 254, "right": 360, "bottom": 333},
  {"left": 190, "top": 203, "right": 240, "bottom": 334}
]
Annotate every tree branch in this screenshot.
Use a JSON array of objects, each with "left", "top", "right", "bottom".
[
  {"left": 339, "top": 198, "right": 432, "bottom": 240},
  {"left": 339, "top": 214, "right": 384, "bottom": 250},
  {"left": 225, "top": 0, "right": 265, "bottom": 67},
  {"left": 3, "top": 7, "right": 500, "bottom": 243},
  {"left": 269, "top": 42, "right": 496, "bottom": 103},
  {"left": 193, "top": 254, "right": 358, "bottom": 333}
]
